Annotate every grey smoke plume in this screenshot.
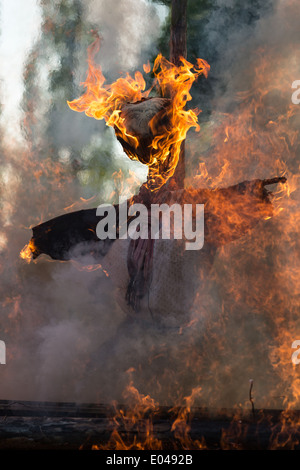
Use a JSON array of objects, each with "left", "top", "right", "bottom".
[{"left": 86, "top": 0, "right": 162, "bottom": 73}]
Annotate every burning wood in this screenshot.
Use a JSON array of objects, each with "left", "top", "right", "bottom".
[{"left": 1, "top": 398, "right": 300, "bottom": 450}]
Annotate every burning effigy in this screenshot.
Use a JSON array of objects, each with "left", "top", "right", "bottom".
[{"left": 20, "top": 35, "right": 287, "bottom": 319}]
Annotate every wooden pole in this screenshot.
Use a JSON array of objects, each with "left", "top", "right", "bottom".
[
  {"left": 170, "top": 0, "right": 188, "bottom": 66},
  {"left": 170, "top": 0, "right": 188, "bottom": 189}
]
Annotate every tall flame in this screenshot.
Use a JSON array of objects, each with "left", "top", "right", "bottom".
[{"left": 67, "top": 38, "right": 210, "bottom": 190}]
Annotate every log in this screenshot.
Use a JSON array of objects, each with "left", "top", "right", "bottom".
[
  {"left": 0, "top": 399, "right": 298, "bottom": 450},
  {"left": 170, "top": 0, "right": 188, "bottom": 189}
]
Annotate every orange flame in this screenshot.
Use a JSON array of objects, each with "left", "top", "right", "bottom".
[
  {"left": 94, "top": 379, "right": 162, "bottom": 450},
  {"left": 20, "top": 239, "right": 36, "bottom": 263},
  {"left": 170, "top": 387, "right": 207, "bottom": 449},
  {"left": 143, "top": 61, "right": 151, "bottom": 74},
  {"left": 67, "top": 38, "right": 210, "bottom": 190}
]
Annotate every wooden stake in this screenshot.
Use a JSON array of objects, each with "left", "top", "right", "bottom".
[
  {"left": 170, "top": 0, "right": 187, "bottom": 189},
  {"left": 170, "top": 0, "right": 188, "bottom": 66}
]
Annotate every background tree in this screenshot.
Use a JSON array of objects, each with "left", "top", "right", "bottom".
[{"left": 21, "top": 0, "right": 140, "bottom": 204}]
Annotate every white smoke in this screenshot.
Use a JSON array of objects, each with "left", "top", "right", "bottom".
[{"left": 86, "top": 0, "right": 163, "bottom": 73}]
